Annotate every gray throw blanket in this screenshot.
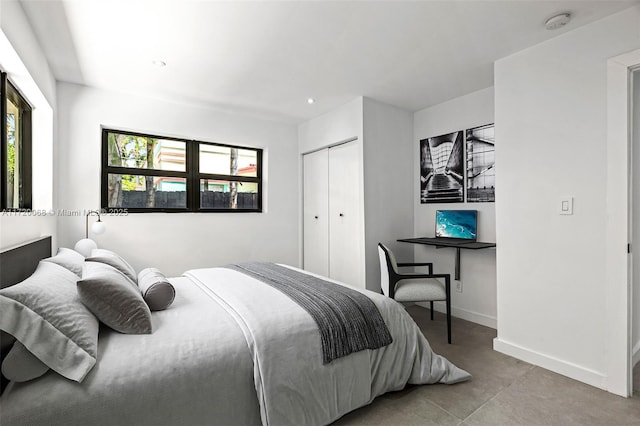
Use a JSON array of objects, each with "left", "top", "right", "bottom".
[{"left": 225, "top": 262, "right": 393, "bottom": 364}]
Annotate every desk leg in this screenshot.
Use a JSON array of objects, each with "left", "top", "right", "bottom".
[{"left": 455, "top": 248, "right": 461, "bottom": 281}]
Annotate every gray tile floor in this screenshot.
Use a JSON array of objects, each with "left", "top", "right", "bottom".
[{"left": 333, "top": 306, "right": 640, "bottom": 426}]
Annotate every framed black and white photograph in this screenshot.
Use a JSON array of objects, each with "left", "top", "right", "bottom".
[
  {"left": 466, "top": 124, "right": 495, "bottom": 202},
  {"left": 420, "top": 130, "right": 464, "bottom": 203}
]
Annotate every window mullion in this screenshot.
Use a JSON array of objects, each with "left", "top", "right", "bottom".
[
  {"left": 101, "top": 130, "right": 109, "bottom": 209},
  {"left": 188, "top": 141, "right": 198, "bottom": 211},
  {"left": 257, "top": 149, "right": 263, "bottom": 212},
  {"left": 1, "top": 72, "right": 7, "bottom": 210},
  {"left": 104, "top": 166, "right": 188, "bottom": 179},
  {"left": 197, "top": 173, "right": 260, "bottom": 183},
  {"left": 21, "top": 106, "right": 32, "bottom": 209}
]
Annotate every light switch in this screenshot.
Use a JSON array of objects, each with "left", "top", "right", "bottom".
[{"left": 559, "top": 196, "right": 573, "bottom": 215}]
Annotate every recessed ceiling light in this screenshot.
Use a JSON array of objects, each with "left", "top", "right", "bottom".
[
  {"left": 151, "top": 59, "right": 167, "bottom": 67},
  {"left": 307, "top": 98, "right": 315, "bottom": 104},
  {"left": 545, "top": 13, "right": 571, "bottom": 30}
]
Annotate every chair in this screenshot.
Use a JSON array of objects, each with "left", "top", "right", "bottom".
[{"left": 377, "top": 242, "right": 452, "bottom": 343}]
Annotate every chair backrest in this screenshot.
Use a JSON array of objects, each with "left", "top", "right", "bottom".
[{"left": 377, "top": 243, "right": 398, "bottom": 297}]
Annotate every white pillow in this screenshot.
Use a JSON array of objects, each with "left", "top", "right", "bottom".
[
  {"left": 0, "top": 262, "right": 99, "bottom": 382},
  {"left": 42, "top": 247, "right": 85, "bottom": 277}
]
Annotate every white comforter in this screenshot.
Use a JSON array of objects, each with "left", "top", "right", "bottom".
[{"left": 0, "top": 265, "right": 470, "bottom": 426}]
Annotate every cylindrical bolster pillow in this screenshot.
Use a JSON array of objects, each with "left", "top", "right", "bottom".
[{"left": 137, "top": 268, "right": 176, "bottom": 311}]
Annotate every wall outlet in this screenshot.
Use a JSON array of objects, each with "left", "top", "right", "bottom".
[{"left": 455, "top": 280, "right": 463, "bottom": 293}]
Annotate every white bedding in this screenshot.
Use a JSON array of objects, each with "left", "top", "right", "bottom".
[{"left": 0, "top": 265, "right": 469, "bottom": 426}]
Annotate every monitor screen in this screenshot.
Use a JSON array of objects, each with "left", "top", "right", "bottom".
[{"left": 435, "top": 210, "right": 477, "bottom": 240}]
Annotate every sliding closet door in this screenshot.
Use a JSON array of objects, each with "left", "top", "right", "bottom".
[
  {"left": 303, "top": 149, "right": 329, "bottom": 276},
  {"left": 328, "top": 141, "right": 364, "bottom": 288}
]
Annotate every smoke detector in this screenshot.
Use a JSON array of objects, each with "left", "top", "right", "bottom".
[{"left": 545, "top": 13, "right": 571, "bottom": 30}]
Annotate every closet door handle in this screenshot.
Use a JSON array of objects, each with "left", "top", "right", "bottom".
[
  {"left": 314, "top": 215, "right": 319, "bottom": 219},
  {"left": 339, "top": 213, "right": 344, "bottom": 217}
]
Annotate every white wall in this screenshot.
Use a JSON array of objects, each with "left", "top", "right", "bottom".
[
  {"left": 363, "top": 97, "right": 414, "bottom": 292},
  {"left": 298, "top": 98, "right": 363, "bottom": 154},
  {"left": 413, "top": 87, "right": 496, "bottom": 328},
  {"left": 494, "top": 6, "right": 640, "bottom": 392},
  {"left": 0, "top": 1, "right": 55, "bottom": 104},
  {"left": 634, "top": 68, "right": 640, "bottom": 367},
  {"left": 56, "top": 82, "right": 299, "bottom": 276},
  {"left": 0, "top": 0, "right": 56, "bottom": 250}
]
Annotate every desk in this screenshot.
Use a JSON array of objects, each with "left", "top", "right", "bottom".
[{"left": 397, "top": 238, "right": 496, "bottom": 280}]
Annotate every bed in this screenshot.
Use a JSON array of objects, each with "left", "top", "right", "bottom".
[{"left": 0, "top": 237, "right": 470, "bottom": 425}]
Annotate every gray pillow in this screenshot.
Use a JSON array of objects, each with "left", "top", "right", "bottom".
[
  {"left": 78, "top": 262, "right": 152, "bottom": 334},
  {"left": 138, "top": 268, "right": 176, "bottom": 311},
  {"left": 86, "top": 248, "right": 137, "bottom": 284},
  {"left": 42, "top": 247, "right": 85, "bottom": 277},
  {"left": 0, "top": 261, "right": 99, "bottom": 382},
  {"left": 1, "top": 341, "right": 49, "bottom": 382}
]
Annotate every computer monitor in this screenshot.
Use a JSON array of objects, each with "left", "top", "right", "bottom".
[{"left": 435, "top": 210, "right": 477, "bottom": 241}]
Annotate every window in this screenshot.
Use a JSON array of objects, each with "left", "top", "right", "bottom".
[
  {"left": 1, "top": 71, "right": 32, "bottom": 210},
  {"left": 101, "top": 129, "right": 262, "bottom": 212}
]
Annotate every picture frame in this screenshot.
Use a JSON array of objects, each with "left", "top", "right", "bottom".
[
  {"left": 465, "top": 124, "right": 495, "bottom": 202},
  {"left": 420, "top": 130, "right": 464, "bottom": 203}
]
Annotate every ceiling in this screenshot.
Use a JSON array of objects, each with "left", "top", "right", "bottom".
[{"left": 19, "top": 0, "right": 638, "bottom": 123}]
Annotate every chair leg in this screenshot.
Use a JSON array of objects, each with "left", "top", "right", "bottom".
[
  {"left": 430, "top": 301, "right": 434, "bottom": 320},
  {"left": 445, "top": 277, "right": 452, "bottom": 344},
  {"left": 446, "top": 297, "right": 452, "bottom": 344}
]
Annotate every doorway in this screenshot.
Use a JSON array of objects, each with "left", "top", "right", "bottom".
[
  {"left": 605, "top": 48, "right": 640, "bottom": 397},
  {"left": 633, "top": 68, "right": 640, "bottom": 395}
]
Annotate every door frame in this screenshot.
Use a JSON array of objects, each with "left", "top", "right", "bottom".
[{"left": 605, "top": 48, "right": 640, "bottom": 397}]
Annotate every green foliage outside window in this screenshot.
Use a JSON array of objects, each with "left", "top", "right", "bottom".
[
  {"left": 107, "top": 132, "right": 158, "bottom": 206},
  {"left": 6, "top": 113, "right": 15, "bottom": 186}
]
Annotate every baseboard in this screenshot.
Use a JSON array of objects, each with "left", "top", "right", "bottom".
[
  {"left": 416, "top": 301, "right": 497, "bottom": 329},
  {"left": 633, "top": 340, "right": 640, "bottom": 367},
  {"left": 493, "top": 337, "right": 607, "bottom": 390}
]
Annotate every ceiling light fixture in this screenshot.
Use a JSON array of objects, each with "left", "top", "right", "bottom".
[
  {"left": 307, "top": 98, "right": 315, "bottom": 104},
  {"left": 545, "top": 13, "right": 571, "bottom": 30},
  {"left": 152, "top": 59, "right": 167, "bottom": 67}
]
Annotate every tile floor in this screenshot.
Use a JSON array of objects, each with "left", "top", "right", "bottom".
[{"left": 333, "top": 306, "right": 640, "bottom": 426}]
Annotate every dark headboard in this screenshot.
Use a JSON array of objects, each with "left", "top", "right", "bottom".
[
  {"left": 0, "top": 235, "right": 52, "bottom": 392},
  {"left": 1, "top": 236, "right": 52, "bottom": 288}
]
